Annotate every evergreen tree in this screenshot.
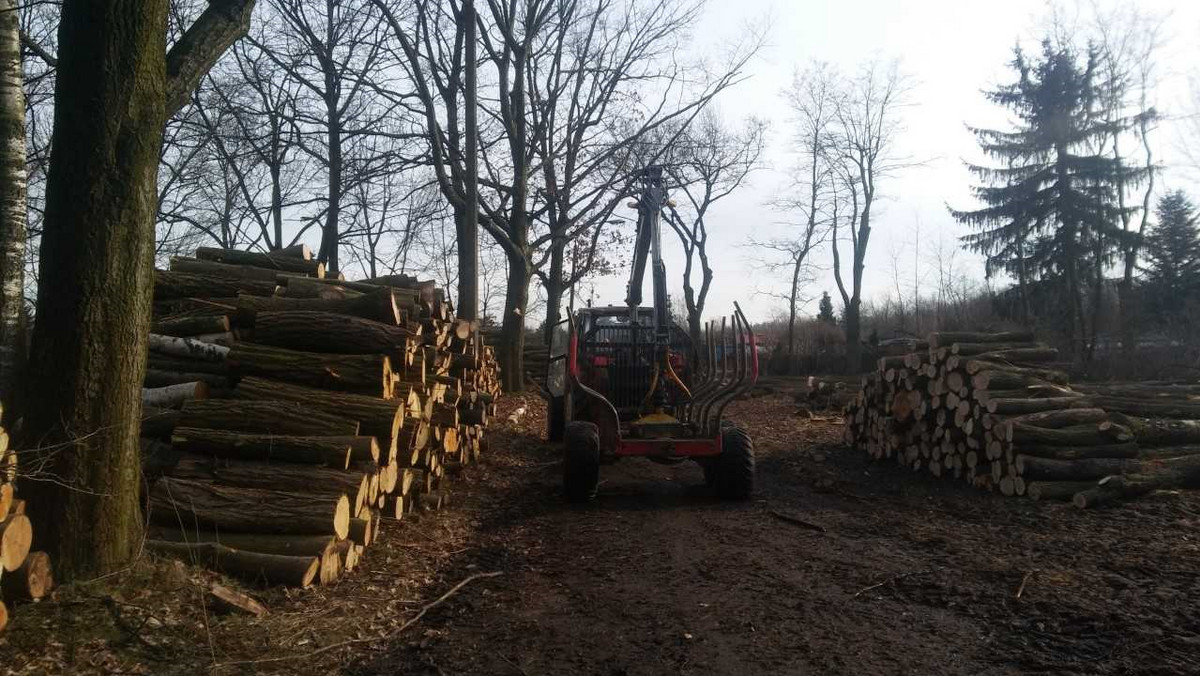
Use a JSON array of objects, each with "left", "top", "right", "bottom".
[
  {"left": 951, "top": 40, "right": 1140, "bottom": 351},
  {"left": 1143, "top": 190, "right": 1200, "bottom": 309},
  {"left": 817, "top": 291, "right": 836, "bottom": 323}
]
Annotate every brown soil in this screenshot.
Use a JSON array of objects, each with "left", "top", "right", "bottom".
[
  {"left": 348, "top": 394, "right": 1200, "bottom": 676},
  {"left": 3, "top": 392, "right": 1199, "bottom": 674}
]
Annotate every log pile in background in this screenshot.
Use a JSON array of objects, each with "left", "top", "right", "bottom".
[
  {"left": 0, "top": 407, "right": 54, "bottom": 633},
  {"left": 795, "top": 375, "right": 860, "bottom": 413},
  {"left": 141, "top": 245, "right": 501, "bottom": 587},
  {"left": 843, "top": 330, "right": 1200, "bottom": 508}
]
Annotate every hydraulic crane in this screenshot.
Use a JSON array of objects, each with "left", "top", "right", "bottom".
[{"left": 544, "top": 165, "right": 759, "bottom": 502}]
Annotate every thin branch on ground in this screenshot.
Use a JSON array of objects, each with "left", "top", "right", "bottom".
[
  {"left": 213, "top": 571, "right": 504, "bottom": 667},
  {"left": 853, "top": 570, "right": 930, "bottom": 598},
  {"left": 768, "top": 509, "right": 827, "bottom": 533}
]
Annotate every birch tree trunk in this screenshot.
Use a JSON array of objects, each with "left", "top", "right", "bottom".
[{"left": 0, "top": 0, "right": 26, "bottom": 406}]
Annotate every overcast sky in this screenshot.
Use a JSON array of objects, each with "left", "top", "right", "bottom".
[{"left": 575, "top": 0, "right": 1200, "bottom": 325}]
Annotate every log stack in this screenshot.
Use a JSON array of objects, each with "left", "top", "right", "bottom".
[
  {"left": 0, "top": 405, "right": 54, "bottom": 633},
  {"left": 843, "top": 330, "right": 1200, "bottom": 508},
  {"left": 141, "top": 245, "right": 501, "bottom": 587},
  {"left": 795, "top": 375, "right": 861, "bottom": 412}
]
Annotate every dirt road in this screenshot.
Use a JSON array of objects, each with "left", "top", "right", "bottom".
[
  {"left": 351, "top": 396, "right": 1200, "bottom": 676},
  {"left": 8, "top": 393, "right": 1196, "bottom": 674}
]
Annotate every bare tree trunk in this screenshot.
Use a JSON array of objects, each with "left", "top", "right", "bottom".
[
  {"left": 1087, "top": 239, "right": 1106, "bottom": 365},
  {"left": 501, "top": 252, "right": 528, "bottom": 392},
  {"left": 270, "top": 160, "right": 283, "bottom": 250},
  {"left": 844, "top": 298, "right": 862, "bottom": 374},
  {"left": 542, "top": 237, "right": 564, "bottom": 347},
  {"left": 321, "top": 112, "right": 341, "bottom": 275},
  {"left": 844, "top": 190, "right": 871, "bottom": 375},
  {"left": 786, "top": 254, "right": 802, "bottom": 368},
  {"left": 23, "top": 0, "right": 255, "bottom": 580},
  {"left": 687, "top": 311, "right": 702, "bottom": 358},
  {"left": 0, "top": 0, "right": 27, "bottom": 404},
  {"left": 22, "top": 0, "right": 168, "bottom": 578},
  {"left": 457, "top": 0, "right": 478, "bottom": 320}
]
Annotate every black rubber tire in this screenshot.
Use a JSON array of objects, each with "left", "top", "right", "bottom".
[
  {"left": 547, "top": 396, "right": 566, "bottom": 443},
  {"left": 563, "top": 421, "right": 601, "bottom": 503},
  {"left": 704, "top": 424, "right": 755, "bottom": 499}
]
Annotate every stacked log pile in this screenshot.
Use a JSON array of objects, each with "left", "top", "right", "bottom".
[
  {"left": 481, "top": 328, "right": 547, "bottom": 390},
  {"left": 844, "top": 330, "right": 1200, "bottom": 508},
  {"left": 0, "top": 407, "right": 53, "bottom": 632},
  {"left": 795, "top": 375, "right": 861, "bottom": 412},
  {"left": 141, "top": 245, "right": 500, "bottom": 587}
]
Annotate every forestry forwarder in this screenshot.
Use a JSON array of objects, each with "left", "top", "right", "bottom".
[{"left": 544, "top": 165, "right": 759, "bottom": 503}]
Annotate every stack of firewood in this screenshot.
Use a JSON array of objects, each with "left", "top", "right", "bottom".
[
  {"left": 140, "top": 245, "right": 500, "bottom": 587},
  {"left": 844, "top": 330, "right": 1200, "bottom": 508},
  {"left": 0, "top": 408, "right": 53, "bottom": 632},
  {"left": 795, "top": 375, "right": 861, "bottom": 412}
]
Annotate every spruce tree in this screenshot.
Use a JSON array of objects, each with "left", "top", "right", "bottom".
[
  {"left": 951, "top": 40, "right": 1139, "bottom": 350},
  {"left": 1142, "top": 190, "right": 1200, "bottom": 312},
  {"left": 817, "top": 291, "right": 836, "bottom": 324}
]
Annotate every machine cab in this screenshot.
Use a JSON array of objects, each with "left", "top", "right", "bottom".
[{"left": 546, "top": 306, "right": 693, "bottom": 440}]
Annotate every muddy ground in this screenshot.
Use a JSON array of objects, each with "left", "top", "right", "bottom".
[{"left": 3, "top": 393, "right": 1200, "bottom": 674}]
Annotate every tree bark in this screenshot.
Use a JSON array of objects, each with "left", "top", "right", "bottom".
[
  {"left": 148, "top": 333, "right": 230, "bottom": 362},
  {"left": 235, "top": 289, "right": 401, "bottom": 326},
  {"left": 1015, "top": 454, "right": 1140, "bottom": 481},
  {"left": 985, "top": 397, "right": 1089, "bottom": 415},
  {"left": 1089, "top": 398, "right": 1200, "bottom": 419},
  {"left": 247, "top": 311, "right": 415, "bottom": 356},
  {"left": 146, "top": 539, "right": 319, "bottom": 588},
  {"left": 1, "top": 550, "right": 52, "bottom": 601},
  {"left": 143, "top": 381, "right": 208, "bottom": 409},
  {"left": 1108, "top": 414, "right": 1200, "bottom": 447},
  {"left": 169, "top": 427, "right": 353, "bottom": 468},
  {"left": 0, "top": 0, "right": 27, "bottom": 407},
  {"left": 21, "top": 0, "right": 198, "bottom": 577},
  {"left": 168, "top": 256, "right": 303, "bottom": 283},
  {"left": 969, "top": 347, "right": 1059, "bottom": 364},
  {"left": 1008, "top": 408, "right": 1109, "bottom": 429},
  {"left": 231, "top": 376, "right": 403, "bottom": 441},
  {"left": 154, "top": 270, "right": 278, "bottom": 300},
  {"left": 141, "top": 407, "right": 181, "bottom": 439},
  {"left": 169, "top": 454, "right": 369, "bottom": 514},
  {"left": 1026, "top": 481, "right": 1097, "bottom": 502},
  {"left": 146, "top": 526, "right": 335, "bottom": 558},
  {"left": 145, "top": 369, "right": 227, "bottom": 389},
  {"left": 194, "top": 246, "right": 323, "bottom": 277},
  {"left": 972, "top": 371, "right": 1058, "bottom": 391},
  {"left": 226, "top": 342, "right": 392, "bottom": 397},
  {"left": 1009, "top": 422, "right": 1132, "bottom": 446},
  {"left": 1073, "top": 455, "right": 1200, "bottom": 509},
  {"left": 148, "top": 477, "right": 350, "bottom": 539},
  {"left": 542, "top": 274, "right": 563, "bottom": 349},
  {"left": 151, "top": 314, "right": 230, "bottom": 337},
  {"left": 1012, "top": 442, "right": 1140, "bottom": 461},
  {"left": 457, "top": 0, "right": 478, "bottom": 321},
  {"left": 843, "top": 298, "right": 861, "bottom": 374},
  {"left": 963, "top": 361, "right": 1068, "bottom": 383},
  {"left": 208, "top": 582, "right": 268, "bottom": 616},
  {"left": 177, "top": 399, "right": 359, "bottom": 437},
  {"left": 928, "top": 331, "right": 1036, "bottom": 348},
  {"left": 500, "top": 253, "right": 529, "bottom": 391}
]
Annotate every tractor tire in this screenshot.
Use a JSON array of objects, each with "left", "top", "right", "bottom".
[
  {"left": 704, "top": 424, "right": 755, "bottom": 499},
  {"left": 563, "top": 421, "right": 601, "bottom": 503},
  {"left": 547, "top": 396, "right": 566, "bottom": 443}
]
